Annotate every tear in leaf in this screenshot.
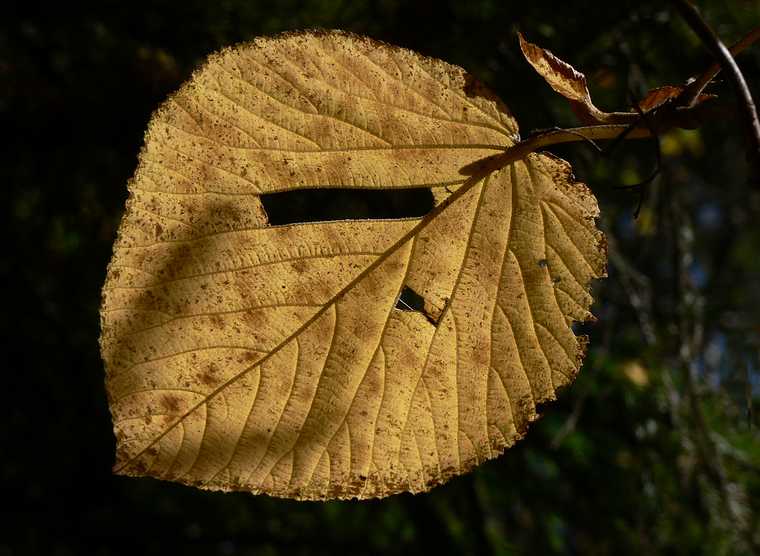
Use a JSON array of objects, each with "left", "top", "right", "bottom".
[
  {"left": 395, "top": 285, "right": 426, "bottom": 312},
  {"left": 395, "top": 285, "right": 440, "bottom": 326}
]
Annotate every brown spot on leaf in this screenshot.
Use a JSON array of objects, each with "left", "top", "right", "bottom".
[
  {"left": 291, "top": 259, "right": 308, "bottom": 274},
  {"left": 161, "top": 394, "right": 180, "bottom": 413},
  {"left": 199, "top": 363, "right": 218, "bottom": 386}
]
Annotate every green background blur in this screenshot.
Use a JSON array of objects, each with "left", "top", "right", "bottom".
[{"left": 3, "top": 1, "right": 759, "bottom": 554}]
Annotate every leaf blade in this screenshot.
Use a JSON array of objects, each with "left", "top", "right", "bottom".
[{"left": 101, "top": 30, "right": 605, "bottom": 499}]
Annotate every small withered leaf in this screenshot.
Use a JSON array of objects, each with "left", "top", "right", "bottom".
[{"left": 518, "top": 31, "right": 608, "bottom": 124}]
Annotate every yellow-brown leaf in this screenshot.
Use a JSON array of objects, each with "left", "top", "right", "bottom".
[{"left": 100, "top": 30, "right": 606, "bottom": 500}]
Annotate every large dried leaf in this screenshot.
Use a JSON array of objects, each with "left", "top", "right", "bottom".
[{"left": 101, "top": 30, "right": 606, "bottom": 500}]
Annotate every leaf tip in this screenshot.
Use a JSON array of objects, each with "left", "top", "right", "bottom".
[{"left": 517, "top": 32, "right": 615, "bottom": 125}]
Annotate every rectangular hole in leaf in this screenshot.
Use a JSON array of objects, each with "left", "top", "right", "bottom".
[{"left": 261, "top": 188, "right": 434, "bottom": 224}]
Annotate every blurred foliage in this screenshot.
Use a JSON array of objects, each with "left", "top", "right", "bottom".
[{"left": 2, "top": 1, "right": 759, "bottom": 555}]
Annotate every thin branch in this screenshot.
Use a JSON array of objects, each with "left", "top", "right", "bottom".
[
  {"left": 460, "top": 124, "right": 651, "bottom": 176},
  {"left": 612, "top": 95, "right": 663, "bottom": 217},
  {"left": 681, "top": 26, "right": 760, "bottom": 106},
  {"left": 671, "top": 0, "right": 760, "bottom": 187},
  {"left": 604, "top": 232, "right": 657, "bottom": 346},
  {"left": 550, "top": 392, "right": 588, "bottom": 449},
  {"left": 669, "top": 183, "right": 756, "bottom": 552},
  {"left": 747, "top": 356, "right": 755, "bottom": 429}
]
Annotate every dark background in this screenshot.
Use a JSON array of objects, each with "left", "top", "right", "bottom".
[{"left": 3, "top": 1, "right": 759, "bottom": 554}]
